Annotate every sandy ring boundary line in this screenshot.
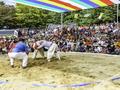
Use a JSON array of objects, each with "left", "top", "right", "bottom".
[{"left": 0, "top": 75, "right": 120, "bottom": 88}]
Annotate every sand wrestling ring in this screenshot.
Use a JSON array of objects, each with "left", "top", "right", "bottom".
[{"left": 0, "top": 52, "right": 120, "bottom": 90}]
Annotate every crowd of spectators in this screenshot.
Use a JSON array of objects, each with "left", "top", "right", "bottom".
[
  {"left": 0, "top": 23, "right": 120, "bottom": 55},
  {"left": 43, "top": 23, "right": 120, "bottom": 55}
]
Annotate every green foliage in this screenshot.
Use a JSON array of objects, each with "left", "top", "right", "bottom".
[
  {"left": 15, "top": 4, "right": 61, "bottom": 28},
  {"left": 0, "top": 2, "right": 16, "bottom": 28},
  {"left": 63, "top": 5, "right": 118, "bottom": 26},
  {"left": 0, "top": 2, "right": 119, "bottom": 28}
]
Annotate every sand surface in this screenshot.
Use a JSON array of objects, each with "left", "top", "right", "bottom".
[{"left": 0, "top": 52, "right": 120, "bottom": 90}]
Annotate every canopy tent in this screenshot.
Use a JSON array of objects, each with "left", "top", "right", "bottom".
[{"left": 16, "top": 0, "right": 117, "bottom": 12}]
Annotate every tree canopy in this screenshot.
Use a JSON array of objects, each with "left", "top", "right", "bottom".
[
  {"left": 0, "top": 1, "right": 119, "bottom": 29},
  {"left": 0, "top": 2, "right": 16, "bottom": 28}
]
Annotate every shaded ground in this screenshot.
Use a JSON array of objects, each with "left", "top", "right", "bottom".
[{"left": 0, "top": 52, "right": 120, "bottom": 90}]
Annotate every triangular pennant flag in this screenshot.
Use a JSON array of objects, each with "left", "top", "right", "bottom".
[
  {"left": 98, "top": 13, "right": 104, "bottom": 19},
  {"left": 74, "top": 14, "right": 79, "bottom": 19},
  {"left": 84, "top": 14, "right": 91, "bottom": 17}
]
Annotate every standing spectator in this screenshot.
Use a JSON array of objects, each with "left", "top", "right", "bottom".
[
  {"left": 18, "top": 30, "right": 23, "bottom": 37},
  {"left": 14, "top": 30, "right": 18, "bottom": 37}
]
